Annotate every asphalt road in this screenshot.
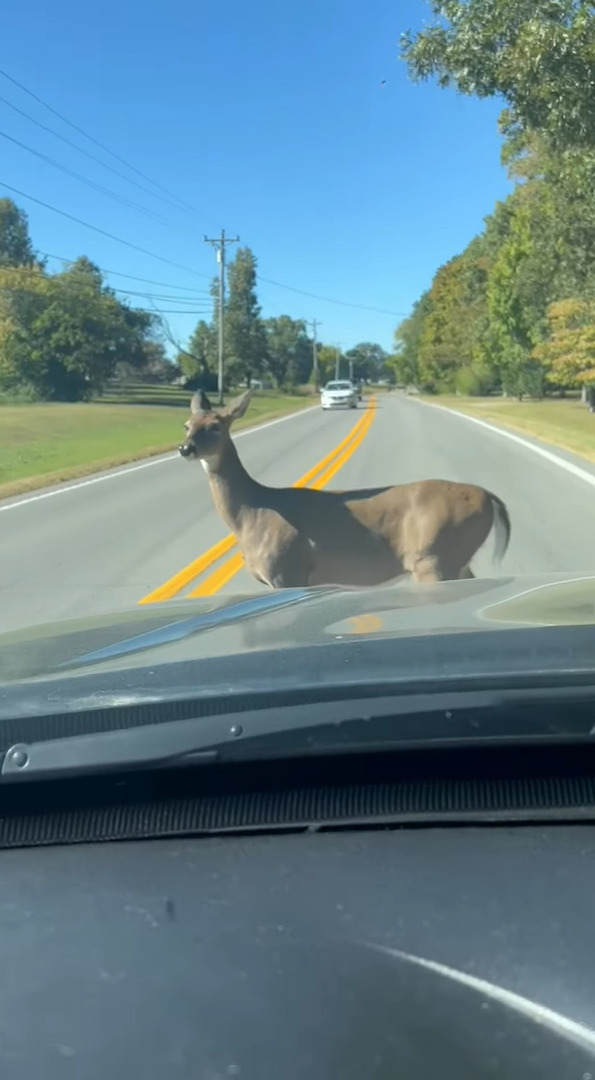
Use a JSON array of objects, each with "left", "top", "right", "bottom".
[{"left": 2, "top": 392, "right": 595, "bottom": 634}]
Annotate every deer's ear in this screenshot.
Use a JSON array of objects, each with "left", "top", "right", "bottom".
[
  {"left": 223, "top": 390, "right": 252, "bottom": 423},
  {"left": 190, "top": 390, "right": 213, "bottom": 414}
]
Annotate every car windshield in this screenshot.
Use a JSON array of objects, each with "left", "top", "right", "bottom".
[{"left": 1, "top": 0, "right": 595, "bottom": 744}]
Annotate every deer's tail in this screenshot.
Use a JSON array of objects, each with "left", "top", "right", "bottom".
[{"left": 488, "top": 492, "right": 511, "bottom": 565}]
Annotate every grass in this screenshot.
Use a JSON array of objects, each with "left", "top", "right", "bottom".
[
  {"left": 0, "top": 387, "right": 313, "bottom": 499},
  {"left": 426, "top": 395, "right": 595, "bottom": 465}
]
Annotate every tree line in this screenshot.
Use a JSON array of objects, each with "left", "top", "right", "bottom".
[
  {"left": 394, "top": 0, "right": 595, "bottom": 398},
  {"left": 0, "top": 198, "right": 391, "bottom": 402},
  {"left": 0, "top": 199, "right": 168, "bottom": 401},
  {"left": 174, "top": 245, "right": 392, "bottom": 392}
]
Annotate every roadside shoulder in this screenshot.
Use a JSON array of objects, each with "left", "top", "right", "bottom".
[{"left": 411, "top": 395, "right": 595, "bottom": 487}]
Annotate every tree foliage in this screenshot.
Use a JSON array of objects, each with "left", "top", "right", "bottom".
[
  {"left": 0, "top": 205, "right": 159, "bottom": 401},
  {"left": 345, "top": 342, "right": 388, "bottom": 382},
  {"left": 534, "top": 298, "right": 595, "bottom": 385},
  {"left": 179, "top": 245, "right": 388, "bottom": 392},
  {"left": 401, "top": 0, "right": 595, "bottom": 153},
  {"left": 225, "top": 247, "right": 268, "bottom": 386},
  {"left": 397, "top": 0, "right": 595, "bottom": 397},
  {"left": 264, "top": 315, "right": 311, "bottom": 387},
  {"left": 0, "top": 199, "right": 38, "bottom": 268},
  {"left": 178, "top": 320, "right": 217, "bottom": 385}
]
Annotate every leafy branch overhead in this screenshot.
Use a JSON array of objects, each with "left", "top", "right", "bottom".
[
  {"left": 395, "top": 0, "right": 595, "bottom": 398},
  {"left": 401, "top": 0, "right": 595, "bottom": 152}
]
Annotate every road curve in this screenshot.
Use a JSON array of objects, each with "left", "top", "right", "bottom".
[{"left": 2, "top": 392, "right": 595, "bottom": 634}]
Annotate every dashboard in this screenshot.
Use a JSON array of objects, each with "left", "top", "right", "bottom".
[{"left": 1, "top": 819, "right": 594, "bottom": 1078}]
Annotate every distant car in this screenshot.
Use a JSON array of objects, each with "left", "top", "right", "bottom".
[{"left": 321, "top": 380, "right": 357, "bottom": 410}]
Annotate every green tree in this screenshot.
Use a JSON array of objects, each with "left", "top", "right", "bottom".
[
  {"left": 394, "top": 292, "right": 432, "bottom": 386},
  {"left": 316, "top": 345, "right": 341, "bottom": 385},
  {"left": 534, "top": 297, "right": 595, "bottom": 386},
  {"left": 344, "top": 342, "right": 387, "bottom": 382},
  {"left": 178, "top": 319, "right": 217, "bottom": 385},
  {"left": 0, "top": 256, "right": 155, "bottom": 400},
  {"left": 411, "top": 244, "right": 492, "bottom": 391},
  {"left": 0, "top": 199, "right": 37, "bottom": 268},
  {"left": 265, "top": 315, "right": 311, "bottom": 386},
  {"left": 401, "top": 0, "right": 595, "bottom": 153},
  {"left": 225, "top": 247, "right": 267, "bottom": 386}
]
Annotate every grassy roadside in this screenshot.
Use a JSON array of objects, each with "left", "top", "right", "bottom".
[
  {"left": 0, "top": 390, "right": 314, "bottom": 500},
  {"left": 424, "top": 395, "right": 595, "bottom": 466}
]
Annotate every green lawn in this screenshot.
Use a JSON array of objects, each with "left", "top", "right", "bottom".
[
  {"left": 96, "top": 382, "right": 199, "bottom": 407},
  {"left": 427, "top": 395, "right": 595, "bottom": 464},
  {"left": 0, "top": 388, "right": 313, "bottom": 499}
]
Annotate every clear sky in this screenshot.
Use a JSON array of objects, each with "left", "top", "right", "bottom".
[{"left": 1, "top": 0, "right": 512, "bottom": 354}]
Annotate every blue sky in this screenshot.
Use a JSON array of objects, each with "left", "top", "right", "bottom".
[{"left": 1, "top": 0, "right": 512, "bottom": 354}]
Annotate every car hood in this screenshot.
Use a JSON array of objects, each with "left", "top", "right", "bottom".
[{"left": 1, "top": 571, "right": 595, "bottom": 692}]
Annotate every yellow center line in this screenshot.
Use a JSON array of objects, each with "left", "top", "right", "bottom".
[
  {"left": 187, "top": 398, "right": 377, "bottom": 598},
  {"left": 139, "top": 398, "right": 376, "bottom": 605}
]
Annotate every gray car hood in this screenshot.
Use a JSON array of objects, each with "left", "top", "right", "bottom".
[{"left": 1, "top": 571, "right": 595, "bottom": 688}]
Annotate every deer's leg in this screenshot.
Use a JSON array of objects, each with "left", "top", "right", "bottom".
[
  {"left": 409, "top": 554, "right": 444, "bottom": 584},
  {"left": 250, "top": 538, "right": 314, "bottom": 589},
  {"left": 243, "top": 515, "right": 314, "bottom": 589}
]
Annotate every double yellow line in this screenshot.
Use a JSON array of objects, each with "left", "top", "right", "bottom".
[{"left": 139, "top": 396, "right": 376, "bottom": 604}]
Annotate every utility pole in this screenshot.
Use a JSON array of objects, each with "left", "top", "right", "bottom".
[
  {"left": 335, "top": 344, "right": 342, "bottom": 381},
  {"left": 204, "top": 228, "right": 239, "bottom": 404},
  {"left": 307, "top": 319, "right": 321, "bottom": 389}
]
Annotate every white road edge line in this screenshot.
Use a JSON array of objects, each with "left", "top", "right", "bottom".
[
  {"left": 0, "top": 404, "right": 319, "bottom": 514},
  {"left": 415, "top": 397, "right": 595, "bottom": 490}
]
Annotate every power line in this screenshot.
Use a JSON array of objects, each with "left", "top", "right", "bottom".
[
  {"left": 0, "top": 93, "right": 200, "bottom": 222},
  {"left": 112, "top": 288, "right": 211, "bottom": 302},
  {"left": 1, "top": 254, "right": 213, "bottom": 301},
  {"left": 260, "top": 274, "right": 408, "bottom": 317},
  {"left": 40, "top": 252, "right": 210, "bottom": 292},
  {"left": 0, "top": 68, "right": 205, "bottom": 220},
  {"left": 0, "top": 282, "right": 211, "bottom": 319},
  {"left": 0, "top": 178, "right": 403, "bottom": 320},
  {"left": 0, "top": 74, "right": 404, "bottom": 319},
  {"left": 0, "top": 127, "right": 177, "bottom": 228},
  {"left": 0, "top": 180, "right": 214, "bottom": 278},
  {"left": 137, "top": 308, "right": 212, "bottom": 315}
]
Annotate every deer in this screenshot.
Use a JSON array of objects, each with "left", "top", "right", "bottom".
[{"left": 178, "top": 389, "right": 511, "bottom": 589}]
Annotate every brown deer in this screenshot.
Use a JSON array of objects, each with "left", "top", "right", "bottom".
[{"left": 179, "top": 390, "right": 511, "bottom": 588}]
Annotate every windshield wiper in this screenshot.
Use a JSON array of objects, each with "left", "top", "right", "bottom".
[
  {"left": 58, "top": 588, "right": 330, "bottom": 671},
  {"left": 3, "top": 682, "right": 595, "bottom": 783}
]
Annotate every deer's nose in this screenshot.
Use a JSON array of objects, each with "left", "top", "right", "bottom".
[{"left": 178, "top": 443, "right": 195, "bottom": 458}]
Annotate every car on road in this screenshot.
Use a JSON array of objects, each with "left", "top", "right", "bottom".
[{"left": 321, "top": 380, "right": 358, "bottom": 410}]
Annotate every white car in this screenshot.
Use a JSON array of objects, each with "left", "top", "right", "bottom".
[{"left": 321, "top": 380, "right": 357, "bottom": 410}]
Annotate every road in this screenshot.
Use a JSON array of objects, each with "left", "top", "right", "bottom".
[{"left": 2, "top": 392, "right": 595, "bottom": 635}]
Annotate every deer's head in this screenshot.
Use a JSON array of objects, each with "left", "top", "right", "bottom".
[{"left": 178, "top": 389, "right": 252, "bottom": 468}]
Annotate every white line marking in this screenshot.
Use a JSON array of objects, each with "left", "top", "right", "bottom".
[
  {"left": 0, "top": 404, "right": 318, "bottom": 513},
  {"left": 371, "top": 944, "right": 595, "bottom": 1054},
  {"left": 416, "top": 397, "right": 595, "bottom": 490}
]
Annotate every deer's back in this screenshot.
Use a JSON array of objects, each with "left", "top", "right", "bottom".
[{"left": 264, "top": 478, "right": 488, "bottom": 545}]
